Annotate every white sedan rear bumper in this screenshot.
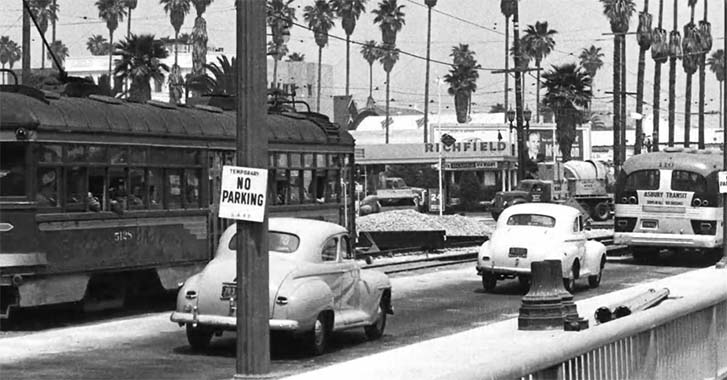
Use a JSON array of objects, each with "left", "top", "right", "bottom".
[{"left": 170, "top": 311, "right": 299, "bottom": 331}]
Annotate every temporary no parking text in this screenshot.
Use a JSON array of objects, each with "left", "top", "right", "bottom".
[{"left": 219, "top": 165, "right": 268, "bottom": 222}]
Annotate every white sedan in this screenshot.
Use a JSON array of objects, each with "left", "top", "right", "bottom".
[
  {"left": 476, "top": 203, "right": 607, "bottom": 293},
  {"left": 171, "top": 218, "right": 393, "bottom": 355}
]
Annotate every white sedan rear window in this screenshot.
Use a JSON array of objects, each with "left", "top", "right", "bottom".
[
  {"left": 228, "top": 231, "right": 300, "bottom": 253},
  {"left": 506, "top": 214, "right": 556, "bottom": 228}
]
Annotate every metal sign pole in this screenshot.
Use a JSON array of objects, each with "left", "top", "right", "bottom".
[{"left": 233, "top": 0, "right": 270, "bottom": 376}]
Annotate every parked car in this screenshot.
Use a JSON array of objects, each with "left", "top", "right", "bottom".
[
  {"left": 170, "top": 217, "right": 393, "bottom": 355},
  {"left": 358, "top": 194, "right": 422, "bottom": 216},
  {"left": 476, "top": 203, "right": 607, "bottom": 293}
]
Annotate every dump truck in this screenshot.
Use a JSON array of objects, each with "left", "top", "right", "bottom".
[{"left": 489, "top": 160, "right": 614, "bottom": 221}]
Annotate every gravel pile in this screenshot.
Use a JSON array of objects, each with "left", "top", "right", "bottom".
[{"left": 357, "top": 209, "right": 492, "bottom": 237}]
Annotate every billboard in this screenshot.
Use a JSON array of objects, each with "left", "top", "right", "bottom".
[{"left": 525, "top": 128, "right": 584, "bottom": 165}]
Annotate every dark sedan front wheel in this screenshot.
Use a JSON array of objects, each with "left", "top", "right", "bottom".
[{"left": 186, "top": 324, "right": 213, "bottom": 351}]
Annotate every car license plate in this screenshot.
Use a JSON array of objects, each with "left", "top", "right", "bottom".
[
  {"left": 221, "top": 283, "right": 236, "bottom": 299},
  {"left": 509, "top": 247, "right": 527, "bottom": 258},
  {"left": 642, "top": 220, "right": 658, "bottom": 229}
]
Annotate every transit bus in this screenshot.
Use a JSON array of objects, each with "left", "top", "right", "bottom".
[
  {"left": 613, "top": 148, "right": 723, "bottom": 262},
  {"left": 0, "top": 84, "right": 355, "bottom": 319}
]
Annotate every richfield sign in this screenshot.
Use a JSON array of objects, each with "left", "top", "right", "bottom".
[{"left": 355, "top": 141, "right": 515, "bottom": 165}]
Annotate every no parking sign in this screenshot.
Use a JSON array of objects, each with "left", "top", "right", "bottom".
[
  {"left": 720, "top": 171, "right": 727, "bottom": 194},
  {"left": 218, "top": 165, "right": 268, "bottom": 222}
]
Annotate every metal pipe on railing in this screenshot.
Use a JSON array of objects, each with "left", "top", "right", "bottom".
[{"left": 595, "top": 288, "right": 670, "bottom": 324}]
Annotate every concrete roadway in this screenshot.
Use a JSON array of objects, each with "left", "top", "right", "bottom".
[{"left": 0, "top": 251, "right": 711, "bottom": 380}]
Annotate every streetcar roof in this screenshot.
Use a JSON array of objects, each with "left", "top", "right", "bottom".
[
  {"left": 622, "top": 150, "right": 723, "bottom": 175},
  {"left": 0, "top": 88, "right": 353, "bottom": 146}
]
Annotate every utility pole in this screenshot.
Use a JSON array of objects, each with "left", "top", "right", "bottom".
[
  {"left": 233, "top": 0, "right": 270, "bottom": 377},
  {"left": 423, "top": 0, "right": 436, "bottom": 144},
  {"left": 718, "top": 0, "right": 727, "bottom": 270},
  {"left": 512, "top": 1, "right": 524, "bottom": 181},
  {"left": 22, "top": 0, "right": 30, "bottom": 84}
]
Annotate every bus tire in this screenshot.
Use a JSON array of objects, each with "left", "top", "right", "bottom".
[{"left": 592, "top": 202, "right": 611, "bottom": 221}]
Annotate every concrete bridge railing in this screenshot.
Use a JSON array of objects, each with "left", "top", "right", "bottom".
[{"left": 282, "top": 266, "right": 727, "bottom": 380}]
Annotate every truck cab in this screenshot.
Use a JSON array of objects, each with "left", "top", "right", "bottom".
[{"left": 490, "top": 180, "right": 555, "bottom": 221}]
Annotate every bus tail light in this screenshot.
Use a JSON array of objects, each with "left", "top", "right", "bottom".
[
  {"left": 690, "top": 220, "right": 717, "bottom": 235},
  {"left": 692, "top": 198, "right": 702, "bottom": 207},
  {"left": 616, "top": 191, "right": 638, "bottom": 205},
  {"left": 615, "top": 217, "right": 637, "bottom": 232}
]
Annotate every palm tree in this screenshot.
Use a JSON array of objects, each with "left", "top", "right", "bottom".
[
  {"left": 195, "top": 54, "right": 236, "bottom": 95},
  {"left": 268, "top": 40, "right": 289, "bottom": 86},
  {"left": 707, "top": 49, "right": 724, "bottom": 132},
  {"left": 0, "top": 36, "right": 20, "bottom": 84},
  {"left": 160, "top": 0, "right": 191, "bottom": 104},
  {"left": 29, "top": 0, "right": 59, "bottom": 70},
  {"left": 510, "top": 41, "right": 531, "bottom": 109},
  {"left": 379, "top": 45, "right": 399, "bottom": 143},
  {"left": 651, "top": 0, "right": 669, "bottom": 152},
  {"left": 681, "top": 0, "right": 700, "bottom": 148},
  {"left": 267, "top": 0, "right": 296, "bottom": 87},
  {"left": 303, "top": 0, "right": 335, "bottom": 113},
  {"left": 47, "top": 40, "right": 68, "bottom": 70},
  {"left": 123, "top": 0, "right": 138, "bottom": 38},
  {"left": 500, "top": 0, "right": 516, "bottom": 122},
  {"left": 667, "top": 0, "right": 681, "bottom": 147},
  {"left": 189, "top": 0, "right": 213, "bottom": 100},
  {"left": 372, "top": 0, "right": 405, "bottom": 46},
  {"left": 420, "top": 0, "right": 437, "bottom": 143},
  {"left": 634, "top": 0, "right": 652, "bottom": 154},
  {"left": 287, "top": 52, "right": 305, "bottom": 61},
  {"left": 542, "top": 63, "right": 593, "bottom": 162},
  {"left": 86, "top": 34, "right": 109, "bottom": 56},
  {"left": 96, "top": 0, "right": 127, "bottom": 91},
  {"left": 114, "top": 34, "right": 170, "bottom": 102},
  {"left": 697, "top": 0, "right": 712, "bottom": 149},
  {"left": 600, "top": 0, "right": 635, "bottom": 168},
  {"left": 522, "top": 21, "right": 557, "bottom": 123},
  {"left": 444, "top": 44, "right": 481, "bottom": 124},
  {"left": 360, "top": 40, "right": 381, "bottom": 107},
  {"left": 331, "top": 0, "right": 368, "bottom": 97}
]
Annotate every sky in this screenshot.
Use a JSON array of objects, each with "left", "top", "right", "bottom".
[{"left": 1, "top": 0, "right": 725, "bottom": 130}]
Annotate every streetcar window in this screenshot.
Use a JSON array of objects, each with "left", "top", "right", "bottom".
[
  {"left": 166, "top": 170, "right": 183, "bottom": 209},
  {"left": 671, "top": 171, "right": 706, "bottom": 193},
  {"left": 65, "top": 166, "right": 87, "bottom": 210},
  {"left": 289, "top": 170, "right": 301, "bottom": 204},
  {"left": 623, "top": 170, "right": 660, "bottom": 191},
  {"left": 316, "top": 153, "right": 326, "bottom": 167},
  {"left": 303, "top": 170, "right": 314, "bottom": 203},
  {"left": 39, "top": 145, "right": 62, "bottom": 163},
  {"left": 185, "top": 169, "right": 201, "bottom": 208},
  {"left": 130, "top": 147, "right": 148, "bottom": 164},
  {"left": 66, "top": 144, "right": 86, "bottom": 162},
  {"left": 37, "top": 167, "right": 59, "bottom": 207},
  {"left": 86, "top": 145, "right": 106, "bottom": 163},
  {"left": 89, "top": 167, "right": 106, "bottom": 210},
  {"left": 303, "top": 153, "right": 314, "bottom": 168},
  {"left": 290, "top": 153, "right": 301, "bottom": 168},
  {"left": 148, "top": 168, "right": 163, "bottom": 209},
  {"left": 326, "top": 169, "right": 340, "bottom": 202},
  {"left": 129, "top": 168, "right": 147, "bottom": 209},
  {"left": 109, "top": 147, "right": 128, "bottom": 164},
  {"left": 275, "top": 153, "right": 288, "bottom": 168},
  {"left": 109, "top": 168, "right": 128, "bottom": 210},
  {"left": 0, "top": 143, "right": 26, "bottom": 197}
]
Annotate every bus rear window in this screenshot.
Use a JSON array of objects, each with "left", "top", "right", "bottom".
[
  {"left": 0, "top": 143, "right": 26, "bottom": 197},
  {"left": 671, "top": 170, "right": 706, "bottom": 192},
  {"left": 624, "top": 170, "right": 660, "bottom": 191}
]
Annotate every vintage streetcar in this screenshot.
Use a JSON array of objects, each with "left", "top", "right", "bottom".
[{"left": 0, "top": 84, "right": 355, "bottom": 320}]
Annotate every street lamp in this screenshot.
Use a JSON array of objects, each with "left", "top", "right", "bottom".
[
  {"left": 523, "top": 106, "right": 532, "bottom": 136},
  {"left": 438, "top": 133, "right": 456, "bottom": 216}
]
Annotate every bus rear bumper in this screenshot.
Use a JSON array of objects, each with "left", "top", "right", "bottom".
[{"left": 614, "top": 233, "right": 721, "bottom": 249}]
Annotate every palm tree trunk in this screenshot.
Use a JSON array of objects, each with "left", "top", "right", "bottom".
[
  {"left": 52, "top": 0, "right": 56, "bottom": 43},
  {"left": 635, "top": 47, "right": 646, "bottom": 154},
  {"left": 504, "top": 16, "right": 509, "bottom": 123},
  {"left": 317, "top": 46, "right": 322, "bottom": 112},
  {"left": 684, "top": 74, "right": 692, "bottom": 147},
  {"left": 385, "top": 71, "right": 391, "bottom": 144},
  {"left": 345, "top": 34, "right": 350, "bottom": 97},
  {"left": 668, "top": 54, "right": 676, "bottom": 147},
  {"left": 174, "top": 31, "right": 179, "bottom": 66},
  {"left": 512, "top": 3, "right": 525, "bottom": 180},
  {"left": 41, "top": 35, "right": 45, "bottom": 69},
  {"left": 698, "top": 1, "right": 707, "bottom": 149},
  {"left": 720, "top": 82, "right": 724, "bottom": 133},
  {"left": 368, "top": 63, "right": 373, "bottom": 99},
  {"left": 273, "top": 57, "right": 279, "bottom": 87},
  {"left": 535, "top": 62, "right": 541, "bottom": 123},
  {"left": 108, "top": 31, "right": 114, "bottom": 89},
  {"left": 653, "top": 64, "right": 662, "bottom": 152},
  {"left": 423, "top": 5, "right": 433, "bottom": 144},
  {"left": 613, "top": 36, "right": 620, "bottom": 167},
  {"left": 620, "top": 37, "right": 627, "bottom": 163}
]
